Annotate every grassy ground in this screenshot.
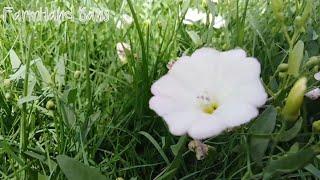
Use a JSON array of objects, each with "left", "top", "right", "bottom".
[{"left": 0, "top": 0, "right": 320, "bottom": 179}]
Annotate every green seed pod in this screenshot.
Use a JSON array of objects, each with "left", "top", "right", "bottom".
[
  {"left": 313, "top": 120, "right": 320, "bottom": 132},
  {"left": 305, "top": 56, "right": 320, "bottom": 68},
  {"left": 282, "top": 77, "right": 307, "bottom": 122},
  {"left": 74, "top": 70, "right": 81, "bottom": 79},
  {"left": 288, "top": 41, "right": 304, "bottom": 77},
  {"left": 277, "top": 63, "right": 289, "bottom": 72},
  {"left": 46, "top": 100, "right": 55, "bottom": 110}
]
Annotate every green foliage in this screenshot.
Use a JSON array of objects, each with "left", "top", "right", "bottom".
[
  {"left": 57, "top": 155, "right": 107, "bottom": 180},
  {"left": 0, "top": 0, "right": 319, "bottom": 179}
]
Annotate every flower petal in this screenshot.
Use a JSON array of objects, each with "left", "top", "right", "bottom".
[
  {"left": 149, "top": 96, "right": 190, "bottom": 116},
  {"left": 214, "top": 102, "right": 258, "bottom": 128},
  {"left": 163, "top": 110, "right": 206, "bottom": 136},
  {"left": 188, "top": 117, "right": 226, "bottom": 139},
  {"left": 151, "top": 74, "right": 195, "bottom": 103},
  {"left": 221, "top": 79, "right": 267, "bottom": 107}
]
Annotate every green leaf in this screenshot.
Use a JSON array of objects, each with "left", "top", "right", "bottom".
[
  {"left": 55, "top": 56, "right": 65, "bottom": 86},
  {"left": 157, "top": 136, "right": 188, "bottom": 180},
  {"left": 35, "top": 58, "right": 52, "bottom": 85},
  {"left": 277, "top": 118, "right": 303, "bottom": 142},
  {"left": 61, "top": 103, "right": 76, "bottom": 128},
  {"left": 263, "top": 148, "right": 316, "bottom": 179},
  {"left": 304, "top": 164, "right": 320, "bottom": 178},
  {"left": 56, "top": 155, "right": 107, "bottom": 180},
  {"left": 249, "top": 106, "right": 277, "bottom": 164},
  {"left": 186, "top": 30, "right": 202, "bottom": 46},
  {"left": 139, "top": 131, "right": 170, "bottom": 165},
  {"left": 18, "top": 96, "right": 39, "bottom": 105},
  {"left": 9, "top": 49, "right": 22, "bottom": 70}
]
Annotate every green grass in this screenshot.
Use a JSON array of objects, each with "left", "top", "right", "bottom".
[{"left": 0, "top": 0, "right": 320, "bottom": 179}]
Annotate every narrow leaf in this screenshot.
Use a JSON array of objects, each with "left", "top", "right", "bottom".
[{"left": 56, "top": 155, "right": 107, "bottom": 180}]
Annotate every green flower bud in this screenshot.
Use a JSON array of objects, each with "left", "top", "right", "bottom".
[
  {"left": 74, "top": 70, "right": 81, "bottom": 79},
  {"left": 46, "top": 100, "right": 55, "bottom": 110},
  {"left": 305, "top": 56, "right": 320, "bottom": 68},
  {"left": 3, "top": 79, "right": 11, "bottom": 88},
  {"left": 116, "top": 178, "right": 124, "bottom": 180},
  {"left": 288, "top": 41, "right": 304, "bottom": 77},
  {"left": 271, "top": 0, "right": 284, "bottom": 22},
  {"left": 294, "top": 16, "right": 303, "bottom": 28},
  {"left": 313, "top": 120, "right": 320, "bottom": 132},
  {"left": 301, "top": 0, "right": 313, "bottom": 23},
  {"left": 279, "top": 72, "right": 287, "bottom": 78},
  {"left": 277, "top": 63, "right": 289, "bottom": 72},
  {"left": 282, "top": 77, "right": 307, "bottom": 122}
]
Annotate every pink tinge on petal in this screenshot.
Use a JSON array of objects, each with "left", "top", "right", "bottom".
[{"left": 305, "top": 88, "right": 320, "bottom": 100}]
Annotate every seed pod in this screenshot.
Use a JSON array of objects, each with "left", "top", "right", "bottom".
[
  {"left": 282, "top": 77, "right": 307, "bottom": 122},
  {"left": 46, "top": 100, "right": 55, "bottom": 110},
  {"left": 288, "top": 41, "right": 304, "bottom": 77},
  {"left": 313, "top": 120, "right": 320, "bottom": 132},
  {"left": 74, "top": 70, "right": 81, "bottom": 79}
]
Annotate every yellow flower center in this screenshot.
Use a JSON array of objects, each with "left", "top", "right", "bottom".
[{"left": 202, "top": 102, "right": 219, "bottom": 114}]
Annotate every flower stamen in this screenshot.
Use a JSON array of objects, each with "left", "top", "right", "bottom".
[{"left": 197, "top": 94, "right": 219, "bottom": 114}]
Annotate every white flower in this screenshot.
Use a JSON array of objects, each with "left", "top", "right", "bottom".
[
  {"left": 314, "top": 72, "right": 320, "bottom": 81},
  {"left": 305, "top": 88, "right": 320, "bottom": 100},
  {"left": 149, "top": 48, "right": 267, "bottom": 139},
  {"left": 183, "top": 9, "right": 207, "bottom": 25},
  {"left": 116, "top": 42, "right": 131, "bottom": 63},
  {"left": 213, "top": 15, "right": 226, "bottom": 29},
  {"left": 116, "top": 14, "right": 133, "bottom": 29}
]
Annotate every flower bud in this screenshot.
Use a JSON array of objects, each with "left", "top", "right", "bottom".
[
  {"left": 294, "top": 16, "right": 303, "bottom": 29},
  {"left": 305, "top": 56, "right": 320, "bottom": 68},
  {"left": 313, "top": 120, "right": 320, "bottom": 132},
  {"left": 46, "top": 100, "right": 55, "bottom": 110},
  {"left": 116, "top": 178, "right": 124, "bottom": 180},
  {"left": 282, "top": 77, "right": 307, "bottom": 122},
  {"left": 271, "top": 0, "right": 284, "bottom": 22},
  {"left": 74, "top": 70, "right": 81, "bottom": 79},
  {"left": 279, "top": 72, "right": 287, "bottom": 78},
  {"left": 277, "top": 63, "right": 288, "bottom": 72},
  {"left": 301, "top": 0, "right": 313, "bottom": 23},
  {"left": 3, "top": 79, "right": 11, "bottom": 88},
  {"left": 288, "top": 41, "right": 304, "bottom": 77}
]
